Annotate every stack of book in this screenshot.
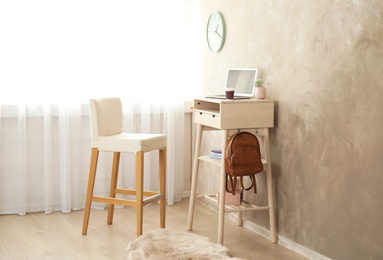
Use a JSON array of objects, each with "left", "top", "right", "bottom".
[{"left": 209, "top": 149, "right": 222, "bottom": 160}]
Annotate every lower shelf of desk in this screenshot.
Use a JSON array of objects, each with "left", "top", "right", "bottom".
[
  {"left": 202, "top": 194, "right": 271, "bottom": 213},
  {"left": 198, "top": 156, "right": 267, "bottom": 167}
]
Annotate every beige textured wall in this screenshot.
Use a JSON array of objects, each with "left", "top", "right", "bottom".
[{"left": 193, "top": 1, "right": 383, "bottom": 259}]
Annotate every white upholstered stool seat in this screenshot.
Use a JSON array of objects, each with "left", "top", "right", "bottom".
[
  {"left": 98, "top": 133, "right": 166, "bottom": 153},
  {"left": 82, "top": 97, "right": 167, "bottom": 237}
]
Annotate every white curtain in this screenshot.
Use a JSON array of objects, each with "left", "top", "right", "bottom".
[{"left": 0, "top": 1, "right": 194, "bottom": 214}]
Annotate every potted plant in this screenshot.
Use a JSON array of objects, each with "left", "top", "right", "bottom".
[{"left": 254, "top": 78, "right": 266, "bottom": 99}]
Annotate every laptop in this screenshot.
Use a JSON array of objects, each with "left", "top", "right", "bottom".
[{"left": 207, "top": 68, "right": 258, "bottom": 99}]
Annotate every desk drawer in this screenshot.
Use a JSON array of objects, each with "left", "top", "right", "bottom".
[
  {"left": 194, "top": 110, "right": 221, "bottom": 128},
  {"left": 193, "top": 98, "right": 274, "bottom": 129}
]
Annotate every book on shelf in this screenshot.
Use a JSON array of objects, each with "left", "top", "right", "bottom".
[{"left": 210, "top": 149, "right": 222, "bottom": 160}]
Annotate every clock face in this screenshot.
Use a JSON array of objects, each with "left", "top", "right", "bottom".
[{"left": 206, "top": 12, "right": 226, "bottom": 52}]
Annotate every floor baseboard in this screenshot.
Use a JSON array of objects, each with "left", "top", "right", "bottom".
[
  {"left": 237, "top": 216, "right": 331, "bottom": 260},
  {"left": 195, "top": 197, "right": 331, "bottom": 260}
]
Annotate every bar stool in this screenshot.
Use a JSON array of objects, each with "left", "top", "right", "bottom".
[{"left": 82, "top": 97, "right": 167, "bottom": 236}]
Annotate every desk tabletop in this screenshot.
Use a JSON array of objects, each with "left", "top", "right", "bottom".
[{"left": 195, "top": 97, "right": 274, "bottom": 104}]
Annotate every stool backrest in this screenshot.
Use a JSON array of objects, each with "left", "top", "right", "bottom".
[{"left": 89, "top": 97, "right": 123, "bottom": 147}]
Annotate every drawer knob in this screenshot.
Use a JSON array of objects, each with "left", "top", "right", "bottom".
[
  {"left": 200, "top": 112, "right": 202, "bottom": 115},
  {"left": 212, "top": 115, "right": 215, "bottom": 118}
]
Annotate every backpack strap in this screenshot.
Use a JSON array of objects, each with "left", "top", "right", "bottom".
[
  {"left": 240, "top": 175, "right": 257, "bottom": 193},
  {"left": 226, "top": 175, "right": 258, "bottom": 196},
  {"left": 226, "top": 175, "right": 238, "bottom": 195}
]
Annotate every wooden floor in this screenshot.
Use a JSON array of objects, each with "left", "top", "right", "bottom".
[{"left": 0, "top": 198, "right": 307, "bottom": 260}]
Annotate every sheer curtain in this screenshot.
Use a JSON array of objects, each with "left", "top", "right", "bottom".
[{"left": 0, "top": 1, "right": 193, "bottom": 214}]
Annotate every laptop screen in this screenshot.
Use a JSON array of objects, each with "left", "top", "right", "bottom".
[{"left": 225, "top": 68, "right": 258, "bottom": 97}]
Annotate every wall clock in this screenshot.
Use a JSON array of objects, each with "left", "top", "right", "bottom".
[{"left": 206, "top": 11, "right": 226, "bottom": 52}]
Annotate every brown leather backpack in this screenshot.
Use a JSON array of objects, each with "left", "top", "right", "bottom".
[{"left": 224, "top": 131, "right": 263, "bottom": 195}]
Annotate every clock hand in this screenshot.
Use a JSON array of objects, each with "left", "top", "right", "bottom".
[{"left": 214, "top": 24, "right": 222, "bottom": 37}]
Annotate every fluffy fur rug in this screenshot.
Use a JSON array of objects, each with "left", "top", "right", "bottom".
[{"left": 126, "top": 229, "right": 241, "bottom": 260}]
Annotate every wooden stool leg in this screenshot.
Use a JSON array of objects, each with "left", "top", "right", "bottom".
[
  {"left": 136, "top": 151, "right": 144, "bottom": 236},
  {"left": 82, "top": 148, "right": 99, "bottom": 235},
  {"left": 159, "top": 148, "right": 166, "bottom": 228},
  {"left": 107, "top": 152, "right": 120, "bottom": 225},
  {"left": 264, "top": 128, "right": 277, "bottom": 243}
]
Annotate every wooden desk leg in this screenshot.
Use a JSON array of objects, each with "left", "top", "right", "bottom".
[
  {"left": 265, "top": 128, "right": 277, "bottom": 243},
  {"left": 218, "top": 129, "right": 229, "bottom": 245},
  {"left": 237, "top": 211, "right": 243, "bottom": 226},
  {"left": 187, "top": 124, "right": 203, "bottom": 231}
]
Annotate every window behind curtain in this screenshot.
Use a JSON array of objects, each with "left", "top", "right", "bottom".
[{"left": 0, "top": 0, "right": 192, "bottom": 214}]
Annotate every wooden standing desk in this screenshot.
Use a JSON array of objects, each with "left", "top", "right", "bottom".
[{"left": 187, "top": 97, "right": 277, "bottom": 245}]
